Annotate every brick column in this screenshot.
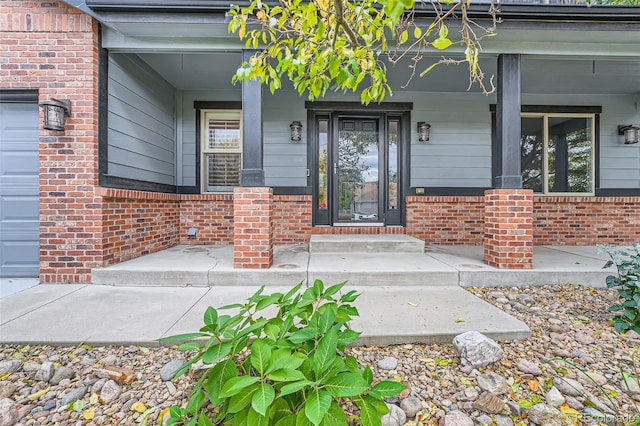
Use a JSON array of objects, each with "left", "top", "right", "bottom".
[
  {"left": 233, "top": 187, "right": 273, "bottom": 268},
  {"left": 484, "top": 189, "right": 533, "bottom": 269}
]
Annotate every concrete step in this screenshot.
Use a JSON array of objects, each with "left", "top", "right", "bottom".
[{"left": 309, "top": 234, "right": 425, "bottom": 253}]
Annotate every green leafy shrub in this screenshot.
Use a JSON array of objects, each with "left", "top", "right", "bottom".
[
  {"left": 160, "top": 280, "right": 405, "bottom": 426},
  {"left": 598, "top": 243, "right": 640, "bottom": 334}
]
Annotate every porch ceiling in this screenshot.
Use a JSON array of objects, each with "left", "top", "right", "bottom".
[{"left": 135, "top": 52, "right": 640, "bottom": 96}]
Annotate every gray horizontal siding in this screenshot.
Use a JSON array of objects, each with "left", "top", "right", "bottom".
[
  {"left": 263, "top": 92, "right": 307, "bottom": 187},
  {"left": 409, "top": 93, "right": 493, "bottom": 188},
  {"left": 108, "top": 53, "right": 176, "bottom": 185}
]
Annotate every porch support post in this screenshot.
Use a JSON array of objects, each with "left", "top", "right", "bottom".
[
  {"left": 233, "top": 187, "right": 273, "bottom": 268},
  {"left": 492, "top": 53, "right": 522, "bottom": 189},
  {"left": 240, "top": 49, "right": 264, "bottom": 186},
  {"left": 484, "top": 54, "right": 533, "bottom": 269}
]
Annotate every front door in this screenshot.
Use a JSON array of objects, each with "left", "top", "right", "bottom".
[
  {"left": 334, "top": 117, "right": 383, "bottom": 224},
  {"left": 312, "top": 112, "right": 405, "bottom": 226}
]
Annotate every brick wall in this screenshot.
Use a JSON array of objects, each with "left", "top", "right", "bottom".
[
  {"left": 273, "top": 195, "right": 312, "bottom": 244},
  {"left": 180, "top": 195, "right": 234, "bottom": 244},
  {"left": 1, "top": 1, "right": 100, "bottom": 283},
  {"left": 406, "top": 196, "right": 485, "bottom": 244},
  {"left": 96, "top": 188, "right": 180, "bottom": 265},
  {"left": 233, "top": 187, "right": 273, "bottom": 268},
  {"left": 484, "top": 189, "right": 533, "bottom": 269},
  {"left": 534, "top": 197, "right": 640, "bottom": 245}
]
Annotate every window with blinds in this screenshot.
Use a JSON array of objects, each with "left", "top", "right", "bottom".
[{"left": 201, "top": 110, "right": 242, "bottom": 191}]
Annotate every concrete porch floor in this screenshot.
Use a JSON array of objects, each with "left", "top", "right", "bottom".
[
  {"left": 0, "top": 244, "right": 614, "bottom": 347},
  {"left": 90, "top": 244, "right": 614, "bottom": 288}
]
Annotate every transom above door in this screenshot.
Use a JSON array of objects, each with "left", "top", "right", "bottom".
[{"left": 309, "top": 108, "right": 409, "bottom": 227}]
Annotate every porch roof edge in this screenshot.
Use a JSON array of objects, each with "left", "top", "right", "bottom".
[{"left": 84, "top": 0, "right": 640, "bottom": 21}]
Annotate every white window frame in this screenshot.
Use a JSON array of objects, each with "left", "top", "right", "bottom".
[
  {"left": 201, "top": 109, "right": 243, "bottom": 193},
  {"left": 522, "top": 112, "right": 595, "bottom": 196}
]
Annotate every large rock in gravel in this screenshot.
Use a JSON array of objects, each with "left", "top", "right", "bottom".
[
  {"left": 553, "top": 377, "right": 584, "bottom": 397},
  {"left": 377, "top": 357, "right": 398, "bottom": 371},
  {"left": 60, "top": 387, "right": 87, "bottom": 406},
  {"left": 477, "top": 372, "right": 509, "bottom": 395},
  {"left": 400, "top": 396, "right": 422, "bottom": 418},
  {"left": 160, "top": 360, "right": 184, "bottom": 381},
  {"left": 0, "top": 382, "right": 15, "bottom": 400},
  {"left": 528, "top": 403, "right": 563, "bottom": 426},
  {"left": 0, "top": 361, "right": 20, "bottom": 376},
  {"left": 517, "top": 359, "right": 543, "bottom": 376},
  {"left": 35, "top": 361, "right": 54, "bottom": 382},
  {"left": 99, "top": 380, "right": 122, "bottom": 404},
  {"left": 50, "top": 366, "right": 75, "bottom": 385},
  {"left": 381, "top": 402, "right": 406, "bottom": 426},
  {"left": 453, "top": 331, "right": 503, "bottom": 368},
  {"left": 439, "top": 410, "right": 474, "bottom": 426},
  {"left": 545, "top": 386, "right": 565, "bottom": 408},
  {"left": 0, "top": 398, "right": 20, "bottom": 426}
]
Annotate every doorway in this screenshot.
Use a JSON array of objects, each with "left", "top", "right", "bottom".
[{"left": 310, "top": 107, "right": 409, "bottom": 227}]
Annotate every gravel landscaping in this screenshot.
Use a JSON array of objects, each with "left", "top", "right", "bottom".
[{"left": 1, "top": 283, "right": 639, "bottom": 425}]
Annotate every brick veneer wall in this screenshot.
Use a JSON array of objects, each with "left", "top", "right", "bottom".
[
  {"left": 180, "top": 195, "right": 234, "bottom": 244},
  {"left": 534, "top": 197, "right": 640, "bottom": 245},
  {"left": 96, "top": 188, "right": 180, "bottom": 265},
  {"left": 273, "top": 195, "right": 312, "bottom": 244},
  {"left": 233, "top": 187, "right": 273, "bottom": 268},
  {"left": 406, "top": 196, "right": 485, "bottom": 244},
  {"left": 1, "top": 2, "right": 100, "bottom": 283},
  {"left": 484, "top": 189, "right": 534, "bottom": 269}
]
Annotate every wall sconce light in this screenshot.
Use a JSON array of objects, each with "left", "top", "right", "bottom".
[
  {"left": 39, "top": 99, "right": 71, "bottom": 131},
  {"left": 417, "top": 121, "right": 431, "bottom": 142},
  {"left": 618, "top": 124, "right": 640, "bottom": 145},
  {"left": 290, "top": 121, "right": 303, "bottom": 142}
]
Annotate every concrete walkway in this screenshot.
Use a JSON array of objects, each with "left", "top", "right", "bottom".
[{"left": 0, "top": 244, "right": 613, "bottom": 347}]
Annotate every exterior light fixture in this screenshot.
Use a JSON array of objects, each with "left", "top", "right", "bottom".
[
  {"left": 289, "top": 121, "right": 303, "bottom": 142},
  {"left": 39, "top": 98, "right": 71, "bottom": 131},
  {"left": 417, "top": 121, "right": 431, "bottom": 142},
  {"left": 618, "top": 124, "right": 640, "bottom": 145}
]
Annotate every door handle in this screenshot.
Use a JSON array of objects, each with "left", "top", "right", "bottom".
[{"left": 334, "top": 163, "right": 338, "bottom": 174}]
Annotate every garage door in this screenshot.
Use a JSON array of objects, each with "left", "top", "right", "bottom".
[{"left": 0, "top": 91, "right": 40, "bottom": 277}]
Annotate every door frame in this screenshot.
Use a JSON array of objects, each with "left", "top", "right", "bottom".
[{"left": 305, "top": 102, "right": 412, "bottom": 227}]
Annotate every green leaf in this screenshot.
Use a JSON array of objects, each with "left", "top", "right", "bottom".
[
  {"left": 267, "top": 368, "right": 307, "bottom": 382},
  {"left": 251, "top": 339, "right": 272, "bottom": 375},
  {"left": 257, "top": 293, "right": 282, "bottom": 311},
  {"left": 270, "top": 398, "right": 292, "bottom": 424},
  {"left": 363, "top": 365, "right": 373, "bottom": 386},
  {"left": 324, "top": 373, "right": 369, "bottom": 397},
  {"left": 322, "top": 282, "right": 345, "bottom": 299},
  {"left": 312, "top": 328, "right": 338, "bottom": 378},
  {"left": 337, "top": 329, "right": 361, "bottom": 347},
  {"left": 356, "top": 396, "right": 382, "bottom": 426},
  {"left": 267, "top": 349, "right": 305, "bottom": 373},
  {"left": 318, "top": 305, "right": 337, "bottom": 333},
  {"left": 247, "top": 407, "right": 269, "bottom": 426},
  {"left": 158, "top": 332, "right": 208, "bottom": 343},
  {"left": 177, "top": 342, "right": 202, "bottom": 352},
  {"left": 432, "top": 37, "right": 452, "bottom": 50},
  {"left": 439, "top": 24, "right": 449, "bottom": 39},
  {"left": 296, "top": 409, "right": 315, "bottom": 426},
  {"left": 400, "top": 29, "right": 408, "bottom": 44},
  {"left": 202, "top": 341, "right": 232, "bottom": 365},
  {"left": 339, "top": 290, "right": 359, "bottom": 303},
  {"left": 252, "top": 383, "right": 276, "bottom": 416},
  {"left": 280, "top": 380, "right": 314, "bottom": 397},
  {"left": 289, "top": 327, "right": 320, "bottom": 344},
  {"left": 320, "top": 402, "right": 348, "bottom": 426},
  {"left": 305, "top": 389, "right": 331, "bottom": 426},
  {"left": 203, "top": 306, "right": 218, "bottom": 325},
  {"left": 220, "top": 376, "right": 261, "bottom": 398},
  {"left": 205, "top": 359, "right": 238, "bottom": 406},
  {"left": 368, "top": 380, "right": 406, "bottom": 398},
  {"left": 413, "top": 26, "right": 422, "bottom": 39},
  {"left": 227, "top": 383, "right": 258, "bottom": 413}
]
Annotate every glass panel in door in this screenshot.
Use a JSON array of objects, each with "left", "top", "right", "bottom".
[{"left": 335, "top": 118, "right": 381, "bottom": 223}]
